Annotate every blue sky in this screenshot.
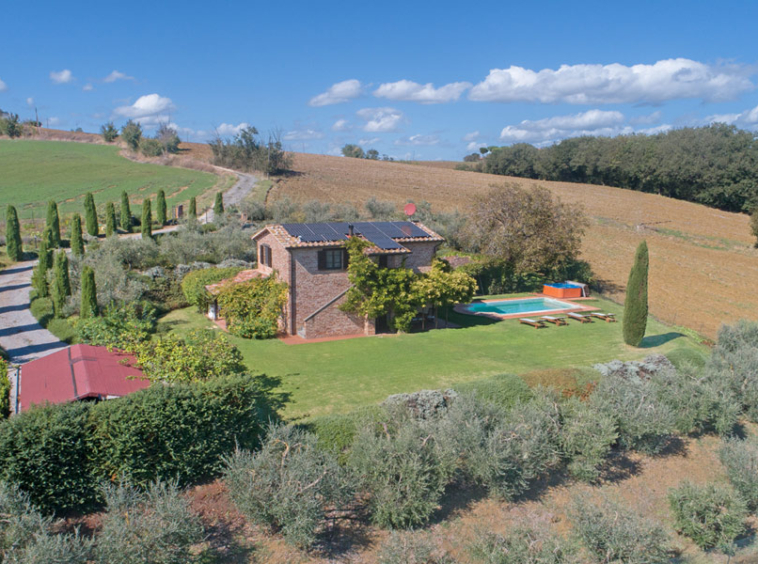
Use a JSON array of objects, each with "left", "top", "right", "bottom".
[{"left": 1, "top": 0, "right": 757, "bottom": 160}]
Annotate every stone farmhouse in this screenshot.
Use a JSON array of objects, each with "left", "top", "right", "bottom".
[{"left": 207, "top": 221, "right": 444, "bottom": 339}]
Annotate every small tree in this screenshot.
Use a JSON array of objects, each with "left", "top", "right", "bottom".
[
  {"left": 156, "top": 189, "right": 167, "bottom": 226},
  {"left": 342, "top": 144, "right": 365, "bottom": 159},
  {"left": 214, "top": 192, "right": 224, "bottom": 217},
  {"left": 120, "top": 191, "right": 132, "bottom": 232},
  {"left": 45, "top": 200, "right": 61, "bottom": 248},
  {"left": 157, "top": 123, "right": 181, "bottom": 154},
  {"left": 70, "top": 213, "right": 84, "bottom": 257},
  {"left": 105, "top": 201, "right": 116, "bottom": 237},
  {"left": 622, "top": 241, "right": 649, "bottom": 346},
  {"left": 32, "top": 234, "right": 50, "bottom": 298},
  {"left": 100, "top": 121, "right": 119, "bottom": 142},
  {"left": 5, "top": 205, "right": 23, "bottom": 261},
  {"left": 141, "top": 199, "right": 152, "bottom": 240},
  {"left": 121, "top": 120, "right": 142, "bottom": 151},
  {"left": 83, "top": 192, "right": 98, "bottom": 237},
  {"left": 189, "top": 196, "right": 197, "bottom": 220},
  {"left": 80, "top": 266, "right": 98, "bottom": 318},
  {"left": 413, "top": 258, "right": 476, "bottom": 327},
  {"left": 51, "top": 251, "right": 71, "bottom": 318}
]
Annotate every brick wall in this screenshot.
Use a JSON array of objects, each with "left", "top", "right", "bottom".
[
  {"left": 253, "top": 231, "right": 292, "bottom": 332},
  {"left": 301, "top": 291, "right": 374, "bottom": 339},
  {"left": 398, "top": 241, "right": 440, "bottom": 272}
]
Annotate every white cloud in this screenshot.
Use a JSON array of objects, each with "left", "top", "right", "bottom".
[
  {"left": 637, "top": 124, "right": 673, "bottom": 135},
  {"left": 462, "top": 131, "right": 480, "bottom": 142},
  {"left": 630, "top": 111, "right": 662, "bottom": 125},
  {"left": 331, "top": 119, "right": 351, "bottom": 132},
  {"left": 706, "top": 104, "right": 758, "bottom": 128},
  {"left": 103, "top": 70, "right": 135, "bottom": 83},
  {"left": 215, "top": 122, "right": 250, "bottom": 136},
  {"left": 500, "top": 109, "right": 627, "bottom": 144},
  {"left": 395, "top": 134, "right": 441, "bottom": 146},
  {"left": 284, "top": 128, "right": 324, "bottom": 141},
  {"left": 48, "top": 117, "right": 61, "bottom": 126},
  {"left": 309, "top": 79, "right": 363, "bottom": 107},
  {"left": 467, "top": 141, "right": 486, "bottom": 151},
  {"left": 26, "top": 97, "right": 33, "bottom": 106},
  {"left": 356, "top": 107, "right": 403, "bottom": 132},
  {"left": 50, "top": 69, "right": 74, "bottom": 84},
  {"left": 470, "top": 59, "right": 754, "bottom": 104},
  {"left": 358, "top": 137, "right": 380, "bottom": 146},
  {"left": 374, "top": 80, "right": 471, "bottom": 104},
  {"left": 0, "top": 78, "right": 6, "bottom": 92},
  {"left": 83, "top": 83, "right": 94, "bottom": 92},
  {"left": 113, "top": 93, "right": 176, "bottom": 125}
]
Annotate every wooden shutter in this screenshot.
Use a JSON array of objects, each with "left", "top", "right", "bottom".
[
  {"left": 317, "top": 250, "right": 326, "bottom": 270},
  {"left": 265, "top": 246, "right": 272, "bottom": 267}
]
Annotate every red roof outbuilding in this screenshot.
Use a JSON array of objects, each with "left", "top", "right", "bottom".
[{"left": 18, "top": 344, "right": 150, "bottom": 412}]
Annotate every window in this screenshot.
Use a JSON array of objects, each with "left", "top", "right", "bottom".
[
  {"left": 318, "top": 248, "right": 347, "bottom": 270},
  {"left": 259, "top": 244, "right": 272, "bottom": 267},
  {"left": 378, "top": 255, "right": 388, "bottom": 268}
]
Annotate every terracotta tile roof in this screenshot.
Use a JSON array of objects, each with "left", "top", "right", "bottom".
[{"left": 205, "top": 269, "right": 266, "bottom": 295}]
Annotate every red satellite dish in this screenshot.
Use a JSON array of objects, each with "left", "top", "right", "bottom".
[{"left": 404, "top": 203, "right": 417, "bottom": 217}]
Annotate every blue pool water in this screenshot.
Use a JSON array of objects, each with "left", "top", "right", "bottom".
[
  {"left": 545, "top": 282, "right": 582, "bottom": 289},
  {"left": 465, "top": 297, "right": 577, "bottom": 316}
]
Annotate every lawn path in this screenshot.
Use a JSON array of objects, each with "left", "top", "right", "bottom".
[{"left": 0, "top": 261, "right": 66, "bottom": 363}]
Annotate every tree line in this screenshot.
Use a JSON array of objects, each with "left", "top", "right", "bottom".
[{"left": 473, "top": 123, "right": 758, "bottom": 213}]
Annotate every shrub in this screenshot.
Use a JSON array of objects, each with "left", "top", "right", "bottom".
[
  {"left": 348, "top": 419, "right": 452, "bottom": 529},
  {"left": 224, "top": 424, "right": 352, "bottom": 548},
  {"left": 214, "top": 192, "right": 224, "bottom": 216},
  {"left": 90, "top": 375, "right": 276, "bottom": 487},
  {"left": 378, "top": 531, "right": 454, "bottom": 564},
  {"left": 303, "top": 406, "right": 386, "bottom": 462},
  {"left": 181, "top": 266, "right": 245, "bottom": 311},
  {"left": 29, "top": 296, "right": 53, "bottom": 326},
  {"left": 121, "top": 120, "right": 142, "bottom": 151},
  {"left": 383, "top": 389, "right": 458, "bottom": 421},
  {"left": 0, "top": 358, "right": 10, "bottom": 420},
  {"left": 622, "top": 241, "right": 649, "bottom": 346},
  {"left": 75, "top": 301, "right": 156, "bottom": 349},
  {"left": 720, "top": 436, "right": 758, "bottom": 512},
  {"left": 217, "top": 276, "right": 288, "bottom": 339},
  {"left": 100, "top": 121, "right": 118, "bottom": 143},
  {"left": 5, "top": 205, "right": 23, "bottom": 261},
  {"left": 707, "top": 320, "right": 758, "bottom": 422},
  {"left": 70, "top": 213, "right": 84, "bottom": 256},
  {"left": 468, "top": 526, "right": 578, "bottom": 564},
  {"left": 188, "top": 196, "right": 197, "bottom": 219},
  {"left": 453, "top": 373, "right": 532, "bottom": 409},
  {"left": 569, "top": 494, "right": 670, "bottom": 564},
  {"left": 559, "top": 396, "right": 618, "bottom": 482},
  {"left": 46, "top": 318, "right": 77, "bottom": 343},
  {"left": 130, "top": 329, "right": 245, "bottom": 383},
  {"left": 84, "top": 192, "right": 98, "bottom": 237},
  {"left": 159, "top": 223, "right": 256, "bottom": 265},
  {"left": 0, "top": 402, "right": 95, "bottom": 513},
  {"left": 668, "top": 481, "right": 747, "bottom": 551},
  {"left": 590, "top": 370, "right": 675, "bottom": 454},
  {"left": 139, "top": 137, "right": 164, "bottom": 157},
  {"left": 94, "top": 480, "right": 203, "bottom": 564}
]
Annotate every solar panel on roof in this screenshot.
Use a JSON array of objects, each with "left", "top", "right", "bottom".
[
  {"left": 392, "top": 221, "right": 429, "bottom": 237},
  {"left": 370, "top": 235, "right": 404, "bottom": 250}
]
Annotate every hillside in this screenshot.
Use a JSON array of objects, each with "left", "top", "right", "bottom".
[
  {"left": 0, "top": 140, "right": 221, "bottom": 221},
  {"left": 267, "top": 152, "right": 758, "bottom": 340}
]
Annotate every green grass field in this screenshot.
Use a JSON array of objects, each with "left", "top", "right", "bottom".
[
  {"left": 158, "top": 296, "right": 707, "bottom": 420},
  {"left": 0, "top": 140, "right": 219, "bottom": 220}
]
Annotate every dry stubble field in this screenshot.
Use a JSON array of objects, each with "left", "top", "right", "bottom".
[{"left": 262, "top": 152, "right": 758, "bottom": 340}]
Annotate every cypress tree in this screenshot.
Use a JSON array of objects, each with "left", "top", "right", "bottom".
[
  {"left": 105, "top": 202, "right": 117, "bottom": 237},
  {"left": 33, "top": 233, "right": 50, "bottom": 298},
  {"left": 70, "top": 213, "right": 84, "bottom": 257},
  {"left": 5, "top": 205, "right": 22, "bottom": 262},
  {"left": 46, "top": 200, "right": 61, "bottom": 248},
  {"left": 189, "top": 197, "right": 197, "bottom": 220},
  {"left": 156, "top": 189, "right": 167, "bottom": 226},
  {"left": 84, "top": 192, "right": 98, "bottom": 237},
  {"left": 41, "top": 227, "right": 53, "bottom": 269},
  {"left": 51, "top": 251, "right": 71, "bottom": 318},
  {"left": 141, "top": 199, "right": 152, "bottom": 240},
  {"left": 622, "top": 241, "right": 649, "bottom": 347},
  {"left": 214, "top": 192, "right": 224, "bottom": 217},
  {"left": 120, "top": 191, "right": 132, "bottom": 233},
  {"left": 80, "top": 266, "right": 98, "bottom": 318}
]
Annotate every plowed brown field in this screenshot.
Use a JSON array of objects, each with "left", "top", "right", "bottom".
[{"left": 267, "top": 152, "right": 758, "bottom": 339}]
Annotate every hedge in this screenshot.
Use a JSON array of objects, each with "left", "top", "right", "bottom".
[{"left": 0, "top": 375, "right": 277, "bottom": 513}]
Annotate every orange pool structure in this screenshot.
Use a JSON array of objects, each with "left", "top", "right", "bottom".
[{"left": 543, "top": 283, "right": 584, "bottom": 299}]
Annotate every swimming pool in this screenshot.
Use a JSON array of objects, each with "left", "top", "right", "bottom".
[{"left": 463, "top": 297, "right": 579, "bottom": 317}]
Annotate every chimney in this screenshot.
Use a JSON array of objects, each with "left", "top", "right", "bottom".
[{"left": 348, "top": 223, "right": 354, "bottom": 237}]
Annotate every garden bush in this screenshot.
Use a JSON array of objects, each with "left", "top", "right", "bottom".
[
  {"left": 90, "top": 374, "right": 275, "bottom": 487},
  {"left": 569, "top": 494, "right": 670, "bottom": 564},
  {"left": 377, "top": 531, "right": 454, "bottom": 564},
  {"left": 559, "top": 396, "right": 618, "bottom": 482},
  {"left": 452, "top": 373, "right": 532, "bottom": 409},
  {"left": 303, "top": 405, "right": 386, "bottom": 462},
  {"left": 468, "top": 526, "right": 578, "bottom": 564},
  {"left": 217, "top": 276, "right": 288, "bottom": 339},
  {"left": 224, "top": 424, "right": 351, "bottom": 548},
  {"left": 720, "top": 436, "right": 758, "bottom": 512},
  {"left": 181, "top": 266, "right": 245, "bottom": 311},
  {"left": 382, "top": 389, "right": 458, "bottom": 420},
  {"left": 94, "top": 480, "right": 204, "bottom": 564},
  {"left": 0, "top": 402, "right": 95, "bottom": 513},
  {"left": 0, "top": 358, "right": 10, "bottom": 419},
  {"left": 668, "top": 481, "right": 747, "bottom": 551},
  {"left": 75, "top": 301, "right": 156, "bottom": 349},
  {"left": 707, "top": 320, "right": 758, "bottom": 422}
]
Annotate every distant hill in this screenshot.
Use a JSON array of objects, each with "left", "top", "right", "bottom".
[{"left": 0, "top": 139, "right": 220, "bottom": 221}]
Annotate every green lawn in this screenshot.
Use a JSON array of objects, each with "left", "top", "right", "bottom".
[
  {"left": 159, "top": 296, "right": 706, "bottom": 421},
  {"left": 0, "top": 140, "right": 218, "bottom": 220}
]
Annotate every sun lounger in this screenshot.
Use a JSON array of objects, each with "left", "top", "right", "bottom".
[
  {"left": 590, "top": 312, "right": 616, "bottom": 322},
  {"left": 567, "top": 312, "right": 592, "bottom": 323},
  {"left": 519, "top": 318, "right": 546, "bottom": 329},
  {"left": 541, "top": 315, "right": 567, "bottom": 326}
]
